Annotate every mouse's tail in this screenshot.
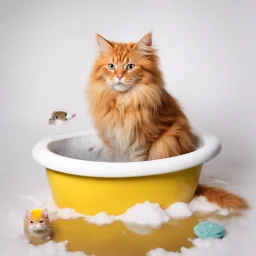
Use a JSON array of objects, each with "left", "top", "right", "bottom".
[{"left": 196, "top": 184, "right": 249, "bottom": 210}]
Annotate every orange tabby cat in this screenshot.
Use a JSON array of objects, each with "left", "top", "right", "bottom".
[
  {"left": 88, "top": 33, "right": 248, "bottom": 210},
  {"left": 24, "top": 209, "right": 51, "bottom": 244}
]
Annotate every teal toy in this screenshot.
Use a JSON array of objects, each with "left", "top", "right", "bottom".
[{"left": 194, "top": 221, "right": 225, "bottom": 239}]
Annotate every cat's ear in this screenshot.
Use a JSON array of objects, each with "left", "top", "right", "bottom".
[
  {"left": 96, "top": 34, "right": 113, "bottom": 53},
  {"left": 25, "top": 209, "right": 31, "bottom": 218},
  {"left": 137, "top": 33, "right": 152, "bottom": 50},
  {"left": 42, "top": 208, "right": 48, "bottom": 218}
]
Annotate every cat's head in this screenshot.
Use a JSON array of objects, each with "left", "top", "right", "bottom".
[
  {"left": 91, "top": 33, "right": 163, "bottom": 93},
  {"left": 24, "top": 209, "right": 50, "bottom": 232}
]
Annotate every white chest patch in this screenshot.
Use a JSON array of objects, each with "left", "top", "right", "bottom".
[{"left": 105, "top": 125, "right": 132, "bottom": 153}]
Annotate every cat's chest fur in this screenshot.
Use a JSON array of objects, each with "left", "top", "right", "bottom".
[
  {"left": 99, "top": 100, "right": 147, "bottom": 152},
  {"left": 103, "top": 106, "right": 138, "bottom": 152},
  {"left": 91, "top": 88, "right": 152, "bottom": 152}
]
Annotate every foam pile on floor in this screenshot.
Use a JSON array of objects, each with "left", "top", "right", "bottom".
[
  {"left": 44, "top": 195, "right": 229, "bottom": 227},
  {"left": 146, "top": 238, "right": 218, "bottom": 256}
]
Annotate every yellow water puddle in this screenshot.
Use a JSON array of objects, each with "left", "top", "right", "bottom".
[{"left": 51, "top": 213, "right": 229, "bottom": 256}]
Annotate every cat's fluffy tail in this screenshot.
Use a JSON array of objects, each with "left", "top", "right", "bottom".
[{"left": 196, "top": 184, "right": 249, "bottom": 210}]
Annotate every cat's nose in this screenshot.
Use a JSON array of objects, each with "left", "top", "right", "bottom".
[{"left": 116, "top": 74, "right": 123, "bottom": 80}]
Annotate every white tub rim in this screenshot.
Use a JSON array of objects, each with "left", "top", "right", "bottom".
[{"left": 32, "top": 129, "right": 221, "bottom": 178}]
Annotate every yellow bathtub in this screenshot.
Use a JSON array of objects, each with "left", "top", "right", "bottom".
[{"left": 32, "top": 129, "right": 221, "bottom": 215}]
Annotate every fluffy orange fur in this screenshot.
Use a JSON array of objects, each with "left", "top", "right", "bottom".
[
  {"left": 88, "top": 33, "right": 248, "bottom": 210},
  {"left": 88, "top": 33, "right": 195, "bottom": 161},
  {"left": 196, "top": 184, "right": 248, "bottom": 210}
]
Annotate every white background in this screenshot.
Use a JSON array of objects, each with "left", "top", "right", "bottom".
[{"left": 0, "top": 0, "right": 255, "bottom": 254}]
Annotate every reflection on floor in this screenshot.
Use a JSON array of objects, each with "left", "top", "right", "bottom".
[{"left": 51, "top": 213, "right": 229, "bottom": 256}]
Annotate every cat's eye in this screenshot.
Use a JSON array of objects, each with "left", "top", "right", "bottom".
[
  {"left": 56, "top": 116, "right": 59, "bottom": 119},
  {"left": 39, "top": 220, "right": 44, "bottom": 223},
  {"left": 126, "top": 64, "right": 135, "bottom": 71},
  {"left": 108, "top": 63, "right": 116, "bottom": 70},
  {"left": 30, "top": 221, "right": 34, "bottom": 224}
]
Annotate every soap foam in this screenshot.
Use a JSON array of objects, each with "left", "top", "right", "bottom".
[
  {"left": 84, "top": 212, "right": 113, "bottom": 226},
  {"left": 1, "top": 238, "right": 88, "bottom": 256},
  {"left": 146, "top": 248, "right": 180, "bottom": 256},
  {"left": 40, "top": 193, "right": 230, "bottom": 226},
  {"left": 189, "top": 196, "right": 224, "bottom": 214},
  {"left": 165, "top": 202, "right": 193, "bottom": 218},
  {"left": 115, "top": 201, "right": 170, "bottom": 228},
  {"left": 146, "top": 238, "right": 222, "bottom": 256},
  {"left": 26, "top": 240, "right": 87, "bottom": 256}
]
